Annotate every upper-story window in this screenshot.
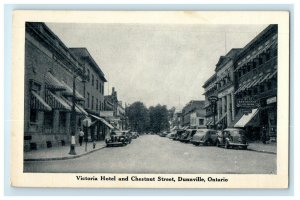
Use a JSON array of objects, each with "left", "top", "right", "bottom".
[
  {"left": 92, "top": 74, "right": 94, "bottom": 86},
  {"left": 96, "top": 79, "right": 98, "bottom": 90},
  {"left": 87, "top": 69, "right": 90, "bottom": 82},
  {"left": 99, "top": 82, "right": 102, "bottom": 94},
  {"left": 87, "top": 92, "right": 90, "bottom": 108},
  {"left": 91, "top": 96, "right": 94, "bottom": 110}
]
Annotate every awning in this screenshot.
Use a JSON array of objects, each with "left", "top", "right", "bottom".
[
  {"left": 234, "top": 108, "right": 259, "bottom": 128},
  {"left": 61, "top": 81, "right": 85, "bottom": 100},
  {"left": 90, "top": 114, "right": 114, "bottom": 129},
  {"left": 60, "top": 96, "right": 88, "bottom": 116},
  {"left": 30, "top": 91, "right": 52, "bottom": 111},
  {"left": 216, "top": 113, "right": 227, "bottom": 124},
  {"left": 45, "top": 91, "right": 71, "bottom": 111},
  {"left": 206, "top": 120, "right": 213, "bottom": 126},
  {"left": 45, "top": 72, "right": 66, "bottom": 91}
]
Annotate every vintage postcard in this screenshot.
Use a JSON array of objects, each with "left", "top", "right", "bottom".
[{"left": 11, "top": 11, "right": 289, "bottom": 188}]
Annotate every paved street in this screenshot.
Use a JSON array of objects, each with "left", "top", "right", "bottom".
[{"left": 24, "top": 135, "right": 276, "bottom": 174}]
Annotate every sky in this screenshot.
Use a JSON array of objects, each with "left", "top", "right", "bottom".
[{"left": 47, "top": 23, "right": 268, "bottom": 109}]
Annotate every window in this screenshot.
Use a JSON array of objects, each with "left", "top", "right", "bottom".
[
  {"left": 252, "top": 61, "right": 257, "bottom": 69},
  {"left": 44, "top": 111, "right": 54, "bottom": 129},
  {"left": 91, "top": 96, "right": 94, "bottom": 110},
  {"left": 30, "top": 109, "right": 38, "bottom": 123},
  {"left": 260, "top": 84, "right": 265, "bottom": 93},
  {"left": 87, "top": 69, "right": 90, "bottom": 82},
  {"left": 87, "top": 92, "right": 90, "bottom": 108},
  {"left": 59, "top": 112, "right": 67, "bottom": 128},
  {"left": 99, "top": 82, "right": 102, "bottom": 93},
  {"left": 92, "top": 74, "right": 94, "bottom": 86},
  {"left": 96, "top": 98, "right": 98, "bottom": 111},
  {"left": 253, "top": 87, "right": 258, "bottom": 95},
  {"left": 267, "top": 82, "right": 272, "bottom": 90},
  {"left": 96, "top": 80, "right": 98, "bottom": 89},
  {"left": 199, "top": 119, "right": 204, "bottom": 125}
]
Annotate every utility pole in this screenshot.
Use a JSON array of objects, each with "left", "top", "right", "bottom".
[{"left": 69, "top": 74, "right": 77, "bottom": 155}]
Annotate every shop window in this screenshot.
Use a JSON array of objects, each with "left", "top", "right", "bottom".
[
  {"left": 199, "top": 119, "right": 204, "bottom": 125},
  {"left": 44, "top": 111, "right": 54, "bottom": 129},
  {"left": 253, "top": 87, "right": 258, "bottom": 95},
  {"left": 59, "top": 112, "right": 66, "bottom": 128},
  {"left": 30, "top": 109, "right": 38, "bottom": 123},
  {"left": 260, "top": 84, "right": 265, "bottom": 93},
  {"left": 267, "top": 82, "right": 272, "bottom": 90}
]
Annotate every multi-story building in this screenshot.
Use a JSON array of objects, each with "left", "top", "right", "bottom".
[
  {"left": 181, "top": 100, "right": 205, "bottom": 128},
  {"left": 233, "top": 24, "right": 278, "bottom": 140},
  {"left": 104, "top": 87, "right": 126, "bottom": 130},
  {"left": 202, "top": 74, "right": 217, "bottom": 128},
  {"left": 171, "top": 109, "right": 182, "bottom": 129},
  {"left": 69, "top": 48, "right": 110, "bottom": 141},
  {"left": 215, "top": 48, "right": 242, "bottom": 128},
  {"left": 24, "top": 22, "right": 87, "bottom": 151}
]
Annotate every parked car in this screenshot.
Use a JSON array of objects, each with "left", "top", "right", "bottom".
[
  {"left": 166, "top": 132, "right": 176, "bottom": 139},
  {"left": 159, "top": 131, "right": 169, "bottom": 137},
  {"left": 216, "top": 128, "right": 248, "bottom": 149},
  {"left": 190, "top": 129, "right": 218, "bottom": 146},
  {"left": 174, "top": 129, "right": 185, "bottom": 141},
  {"left": 106, "top": 131, "right": 131, "bottom": 147},
  {"left": 131, "top": 132, "right": 139, "bottom": 139},
  {"left": 179, "top": 129, "right": 197, "bottom": 143}
]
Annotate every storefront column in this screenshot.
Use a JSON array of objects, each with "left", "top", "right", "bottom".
[
  {"left": 231, "top": 92, "right": 235, "bottom": 121},
  {"left": 227, "top": 94, "right": 232, "bottom": 125},
  {"left": 52, "top": 110, "right": 60, "bottom": 134},
  {"left": 222, "top": 96, "right": 226, "bottom": 116},
  {"left": 217, "top": 98, "right": 221, "bottom": 120},
  {"left": 65, "top": 112, "right": 71, "bottom": 136}
]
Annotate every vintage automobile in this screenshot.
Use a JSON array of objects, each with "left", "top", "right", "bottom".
[
  {"left": 216, "top": 128, "right": 248, "bottom": 149},
  {"left": 190, "top": 129, "right": 218, "bottom": 146},
  {"left": 159, "top": 131, "right": 169, "bottom": 137},
  {"left": 179, "top": 129, "right": 197, "bottom": 143},
  {"left": 106, "top": 131, "right": 131, "bottom": 147},
  {"left": 173, "top": 129, "right": 185, "bottom": 141},
  {"left": 166, "top": 132, "right": 176, "bottom": 139},
  {"left": 131, "top": 131, "right": 139, "bottom": 139}
]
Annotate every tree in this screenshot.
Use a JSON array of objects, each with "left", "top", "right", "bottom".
[
  {"left": 125, "top": 101, "right": 149, "bottom": 133},
  {"left": 149, "top": 104, "right": 170, "bottom": 133}
]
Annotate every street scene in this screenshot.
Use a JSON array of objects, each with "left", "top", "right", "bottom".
[
  {"left": 24, "top": 134, "right": 276, "bottom": 174},
  {"left": 23, "top": 22, "right": 277, "bottom": 174}
]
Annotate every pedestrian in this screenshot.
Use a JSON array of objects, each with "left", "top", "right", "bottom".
[
  {"left": 93, "top": 140, "right": 96, "bottom": 149},
  {"left": 79, "top": 128, "right": 84, "bottom": 146},
  {"left": 261, "top": 126, "right": 267, "bottom": 144}
]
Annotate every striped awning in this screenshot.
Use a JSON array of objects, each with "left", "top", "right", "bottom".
[
  {"left": 30, "top": 91, "right": 52, "bottom": 111},
  {"left": 61, "top": 96, "right": 88, "bottom": 116},
  {"left": 45, "top": 72, "right": 66, "bottom": 91},
  {"left": 61, "top": 81, "right": 85, "bottom": 100},
  {"left": 45, "top": 90, "right": 71, "bottom": 111},
  {"left": 90, "top": 114, "right": 114, "bottom": 129}
]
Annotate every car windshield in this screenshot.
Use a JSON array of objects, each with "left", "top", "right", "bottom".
[{"left": 225, "top": 130, "right": 245, "bottom": 136}]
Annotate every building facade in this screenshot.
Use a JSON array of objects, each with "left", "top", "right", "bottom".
[
  {"left": 24, "top": 22, "right": 87, "bottom": 151},
  {"left": 215, "top": 49, "right": 241, "bottom": 128},
  {"left": 181, "top": 100, "right": 205, "bottom": 128},
  {"left": 233, "top": 24, "right": 278, "bottom": 140},
  {"left": 69, "top": 48, "right": 109, "bottom": 141},
  {"left": 202, "top": 74, "right": 217, "bottom": 128}
]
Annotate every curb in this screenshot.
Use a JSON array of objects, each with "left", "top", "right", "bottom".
[
  {"left": 247, "top": 148, "right": 277, "bottom": 155},
  {"left": 24, "top": 146, "right": 106, "bottom": 162}
]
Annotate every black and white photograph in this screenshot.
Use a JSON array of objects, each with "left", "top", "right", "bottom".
[{"left": 10, "top": 11, "right": 289, "bottom": 188}]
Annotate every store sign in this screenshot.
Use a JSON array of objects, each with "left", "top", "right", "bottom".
[
  {"left": 267, "top": 96, "right": 277, "bottom": 104},
  {"left": 236, "top": 97, "right": 260, "bottom": 108}
]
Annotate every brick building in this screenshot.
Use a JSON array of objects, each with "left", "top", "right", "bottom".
[{"left": 181, "top": 100, "right": 205, "bottom": 128}]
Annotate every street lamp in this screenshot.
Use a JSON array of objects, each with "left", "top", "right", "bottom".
[
  {"left": 208, "top": 96, "right": 218, "bottom": 129},
  {"left": 69, "top": 74, "right": 77, "bottom": 155}
]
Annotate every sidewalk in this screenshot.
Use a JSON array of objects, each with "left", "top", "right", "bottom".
[
  {"left": 247, "top": 141, "right": 277, "bottom": 154},
  {"left": 24, "top": 141, "right": 106, "bottom": 161}
]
